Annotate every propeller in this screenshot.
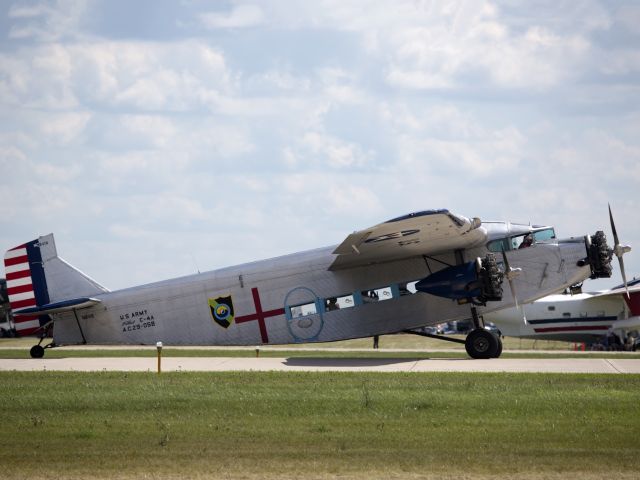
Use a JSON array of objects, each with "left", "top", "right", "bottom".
[
  {"left": 501, "top": 249, "right": 527, "bottom": 323},
  {"left": 609, "top": 204, "right": 632, "bottom": 298}
]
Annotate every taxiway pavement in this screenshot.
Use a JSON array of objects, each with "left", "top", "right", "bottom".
[{"left": 1, "top": 357, "right": 639, "bottom": 373}]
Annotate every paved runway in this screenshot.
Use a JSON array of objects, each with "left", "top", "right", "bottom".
[{"left": 1, "top": 356, "right": 640, "bottom": 373}]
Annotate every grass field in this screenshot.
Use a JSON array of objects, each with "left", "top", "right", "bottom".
[
  {"left": 2, "top": 335, "right": 639, "bottom": 359},
  {"left": 0, "top": 334, "right": 586, "bottom": 350},
  {"left": 0, "top": 371, "right": 639, "bottom": 479}
]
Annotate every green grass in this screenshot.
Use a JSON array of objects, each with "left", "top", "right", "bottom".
[
  {"left": 4, "top": 335, "right": 639, "bottom": 360},
  {"left": 0, "top": 333, "right": 587, "bottom": 350},
  {"left": 0, "top": 372, "right": 638, "bottom": 479}
]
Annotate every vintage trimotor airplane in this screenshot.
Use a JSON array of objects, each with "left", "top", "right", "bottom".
[{"left": 3, "top": 208, "right": 630, "bottom": 359}]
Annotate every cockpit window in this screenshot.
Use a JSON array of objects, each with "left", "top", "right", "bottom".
[
  {"left": 511, "top": 233, "right": 533, "bottom": 250},
  {"left": 532, "top": 228, "right": 555, "bottom": 242},
  {"left": 487, "top": 238, "right": 510, "bottom": 253},
  {"left": 487, "top": 228, "right": 556, "bottom": 252}
]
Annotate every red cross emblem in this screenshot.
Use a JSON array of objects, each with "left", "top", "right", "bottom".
[{"left": 235, "top": 287, "right": 285, "bottom": 343}]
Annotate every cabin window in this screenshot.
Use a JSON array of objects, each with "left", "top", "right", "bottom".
[
  {"left": 337, "top": 294, "right": 355, "bottom": 308},
  {"left": 289, "top": 302, "right": 317, "bottom": 318},
  {"left": 547, "top": 306, "right": 556, "bottom": 311},
  {"left": 361, "top": 286, "right": 394, "bottom": 303},
  {"left": 399, "top": 281, "right": 419, "bottom": 296},
  {"left": 324, "top": 294, "right": 355, "bottom": 311},
  {"left": 562, "top": 312, "right": 571, "bottom": 318}
]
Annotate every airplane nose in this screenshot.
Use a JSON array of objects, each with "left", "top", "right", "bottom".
[{"left": 554, "top": 234, "right": 607, "bottom": 290}]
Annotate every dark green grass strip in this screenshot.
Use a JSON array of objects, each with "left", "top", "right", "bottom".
[{"left": 0, "top": 371, "right": 638, "bottom": 479}]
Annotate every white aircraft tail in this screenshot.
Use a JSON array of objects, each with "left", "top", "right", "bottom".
[
  {"left": 3, "top": 234, "right": 109, "bottom": 336},
  {"left": 624, "top": 285, "right": 640, "bottom": 317}
]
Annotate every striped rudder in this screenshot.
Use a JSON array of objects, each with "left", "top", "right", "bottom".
[{"left": 4, "top": 240, "right": 52, "bottom": 336}]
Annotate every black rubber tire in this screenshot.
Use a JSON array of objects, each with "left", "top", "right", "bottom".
[
  {"left": 30, "top": 345, "right": 45, "bottom": 359},
  {"left": 493, "top": 335, "right": 503, "bottom": 358},
  {"left": 465, "top": 328, "right": 499, "bottom": 359}
]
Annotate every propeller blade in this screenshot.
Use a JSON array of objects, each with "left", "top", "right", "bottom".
[
  {"left": 608, "top": 203, "right": 620, "bottom": 247},
  {"left": 609, "top": 204, "right": 632, "bottom": 298},
  {"left": 501, "top": 249, "right": 515, "bottom": 300},
  {"left": 501, "top": 249, "right": 511, "bottom": 277},
  {"left": 508, "top": 278, "right": 519, "bottom": 309},
  {"left": 502, "top": 249, "right": 525, "bottom": 322}
]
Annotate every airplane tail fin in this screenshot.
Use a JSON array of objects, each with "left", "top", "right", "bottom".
[
  {"left": 3, "top": 234, "right": 108, "bottom": 336},
  {"left": 624, "top": 288, "right": 640, "bottom": 317}
]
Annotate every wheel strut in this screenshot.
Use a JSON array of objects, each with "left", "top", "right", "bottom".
[
  {"left": 30, "top": 322, "right": 56, "bottom": 359},
  {"left": 471, "top": 306, "right": 485, "bottom": 329}
]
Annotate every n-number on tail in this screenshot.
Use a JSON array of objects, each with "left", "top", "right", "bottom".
[{"left": 3, "top": 234, "right": 108, "bottom": 336}]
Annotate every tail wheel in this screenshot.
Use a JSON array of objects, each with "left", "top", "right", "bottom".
[
  {"left": 465, "top": 328, "right": 499, "bottom": 359},
  {"left": 30, "top": 345, "right": 45, "bottom": 359},
  {"left": 589, "top": 231, "right": 612, "bottom": 279},
  {"left": 478, "top": 254, "right": 503, "bottom": 303}
]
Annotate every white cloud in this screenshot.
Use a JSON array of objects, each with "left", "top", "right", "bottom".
[
  {"left": 325, "top": 184, "right": 381, "bottom": 215},
  {"left": 0, "top": 44, "right": 78, "bottom": 109},
  {"left": 0, "top": 40, "right": 233, "bottom": 112},
  {"left": 379, "top": 102, "right": 524, "bottom": 175},
  {"left": 257, "top": 0, "right": 602, "bottom": 91},
  {"left": 300, "top": 131, "right": 373, "bottom": 169},
  {"left": 8, "top": 0, "right": 87, "bottom": 41},
  {"left": 1, "top": 0, "right": 639, "bottom": 291},
  {"left": 385, "top": 19, "right": 590, "bottom": 90},
  {"left": 199, "top": 4, "right": 264, "bottom": 29},
  {"left": 119, "top": 115, "right": 177, "bottom": 149},
  {"left": 39, "top": 111, "right": 91, "bottom": 145}
]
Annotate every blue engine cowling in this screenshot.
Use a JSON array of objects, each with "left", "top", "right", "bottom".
[{"left": 415, "top": 255, "right": 503, "bottom": 305}]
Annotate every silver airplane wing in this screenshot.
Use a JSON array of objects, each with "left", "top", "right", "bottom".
[{"left": 329, "top": 209, "right": 486, "bottom": 270}]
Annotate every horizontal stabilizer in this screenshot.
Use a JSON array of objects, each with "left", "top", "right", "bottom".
[
  {"left": 13, "top": 297, "right": 102, "bottom": 316},
  {"left": 609, "top": 316, "right": 640, "bottom": 331}
]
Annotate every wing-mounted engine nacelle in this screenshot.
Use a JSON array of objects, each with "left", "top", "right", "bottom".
[
  {"left": 579, "top": 231, "right": 613, "bottom": 279},
  {"left": 415, "top": 254, "right": 503, "bottom": 305}
]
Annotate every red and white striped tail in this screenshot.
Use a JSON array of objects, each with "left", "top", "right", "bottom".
[{"left": 3, "top": 243, "right": 47, "bottom": 336}]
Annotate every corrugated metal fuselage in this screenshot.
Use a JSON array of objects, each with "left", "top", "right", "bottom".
[{"left": 53, "top": 224, "right": 593, "bottom": 346}]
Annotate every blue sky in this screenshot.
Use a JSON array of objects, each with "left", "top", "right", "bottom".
[{"left": 1, "top": 0, "right": 639, "bottom": 291}]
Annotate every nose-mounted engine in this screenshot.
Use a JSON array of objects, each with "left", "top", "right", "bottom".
[
  {"left": 415, "top": 254, "right": 504, "bottom": 305},
  {"left": 584, "top": 231, "right": 613, "bottom": 279},
  {"left": 581, "top": 206, "right": 632, "bottom": 287}
]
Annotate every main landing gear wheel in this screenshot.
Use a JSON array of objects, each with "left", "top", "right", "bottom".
[
  {"left": 465, "top": 328, "right": 500, "bottom": 359},
  {"left": 30, "top": 345, "right": 45, "bottom": 359},
  {"left": 495, "top": 335, "right": 503, "bottom": 358}
]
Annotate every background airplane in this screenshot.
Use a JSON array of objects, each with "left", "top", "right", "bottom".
[
  {"left": 3, "top": 208, "right": 628, "bottom": 359},
  {"left": 485, "top": 278, "right": 640, "bottom": 348}
]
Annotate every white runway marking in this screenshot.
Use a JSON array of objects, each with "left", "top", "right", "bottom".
[{"left": 1, "top": 357, "right": 640, "bottom": 373}]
